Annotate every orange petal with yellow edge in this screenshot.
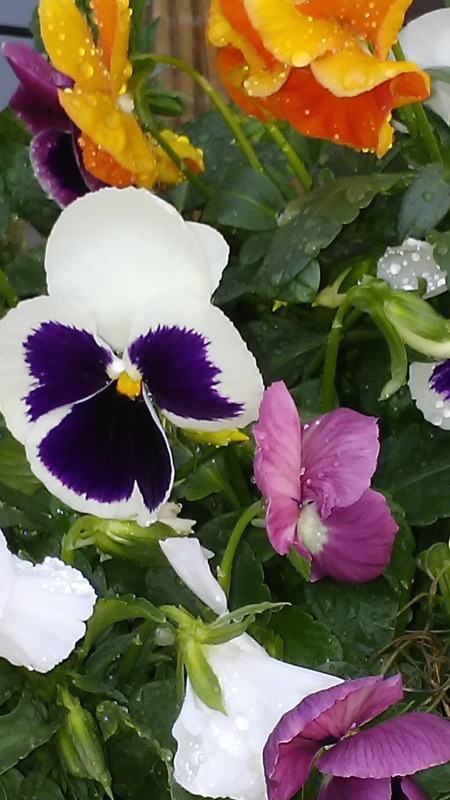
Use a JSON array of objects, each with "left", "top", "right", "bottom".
[
  {"left": 218, "top": 0, "right": 276, "bottom": 66},
  {"left": 311, "top": 42, "right": 430, "bottom": 98},
  {"left": 218, "top": 46, "right": 429, "bottom": 157},
  {"left": 39, "top": 0, "right": 109, "bottom": 92},
  {"left": 89, "top": 0, "right": 132, "bottom": 95},
  {"left": 300, "top": 0, "right": 413, "bottom": 59},
  {"left": 79, "top": 134, "right": 135, "bottom": 187},
  {"left": 242, "top": 0, "right": 348, "bottom": 66},
  {"left": 58, "top": 88, "right": 158, "bottom": 176},
  {"left": 90, "top": 0, "right": 117, "bottom": 68}
]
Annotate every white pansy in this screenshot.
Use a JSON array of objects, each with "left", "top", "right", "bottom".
[
  {"left": 399, "top": 10, "right": 450, "bottom": 125},
  {"left": 409, "top": 360, "right": 450, "bottom": 429},
  {"left": 157, "top": 503, "right": 196, "bottom": 536},
  {"left": 160, "top": 537, "right": 341, "bottom": 800},
  {"left": 377, "top": 238, "right": 447, "bottom": 299},
  {"left": 0, "top": 530, "right": 96, "bottom": 672}
]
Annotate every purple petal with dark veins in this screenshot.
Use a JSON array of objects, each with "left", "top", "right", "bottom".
[
  {"left": 2, "top": 42, "right": 69, "bottom": 113},
  {"left": 264, "top": 677, "right": 403, "bottom": 800},
  {"left": 30, "top": 130, "right": 88, "bottom": 207},
  {"left": 24, "top": 320, "right": 113, "bottom": 421},
  {"left": 318, "top": 777, "right": 391, "bottom": 800},
  {"left": 309, "top": 490, "right": 398, "bottom": 583},
  {"left": 38, "top": 383, "right": 173, "bottom": 512},
  {"left": 129, "top": 325, "right": 243, "bottom": 421},
  {"left": 318, "top": 712, "right": 450, "bottom": 779},
  {"left": 429, "top": 360, "right": 450, "bottom": 401}
]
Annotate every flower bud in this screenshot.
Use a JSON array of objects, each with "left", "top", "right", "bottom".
[{"left": 384, "top": 292, "right": 450, "bottom": 357}]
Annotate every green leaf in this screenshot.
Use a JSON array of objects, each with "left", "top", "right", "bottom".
[
  {"left": 0, "top": 695, "right": 63, "bottom": 775},
  {"left": 129, "top": 680, "right": 179, "bottom": 754},
  {"left": 272, "top": 607, "right": 343, "bottom": 668},
  {"left": 4, "top": 246, "right": 46, "bottom": 299},
  {"left": 378, "top": 423, "right": 450, "bottom": 526},
  {"left": 416, "top": 762, "right": 450, "bottom": 798},
  {"left": 0, "top": 436, "right": 41, "bottom": 495},
  {"left": 80, "top": 595, "right": 165, "bottom": 657},
  {"left": 0, "top": 178, "right": 10, "bottom": 239},
  {"left": 182, "top": 638, "right": 225, "bottom": 713},
  {"left": 0, "top": 769, "right": 23, "bottom": 800},
  {"left": 229, "top": 541, "right": 271, "bottom": 608},
  {"left": 244, "top": 316, "right": 327, "bottom": 385},
  {"left": 203, "top": 166, "right": 285, "bottom": 231},
  {"left": 304, "top": 577, "right": 398, "bottom": 671},
  {"left": 263, "top": 174, "right": 404, "bottom": 288},
  {"left": 19, "top": 775, "right": 65, "bottom": 800},
  {"left": 398, "top": 164, "right": 450, "bottom": 240},
  {"left": 427, "top": 229, "right": 450, "bottom": 275}
]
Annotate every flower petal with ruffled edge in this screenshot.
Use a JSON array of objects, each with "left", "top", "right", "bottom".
[
  {"left": 253, "top": 382, "right": 302, "bottom": 555},
  {"left": 318, "top": 712, "right": 450, "bottom": 778},
  {"left": 264, "top": 676, "right": 403, "bottom": 800},
  {"left": 307, "top": 490, "right": 398, "bottom": 583},
  {"left": 0, "top": 530, "right": 95, "bottom": 672},
  {"left": 301, "top": 408, "right": 379, "bottom": 519},
  {"left": 160, "top": 536, "right": 342, "bottom": 800},
  {"left": 45, "top": 188, "right": 226, "bottom": 352},
  {"left": 399, "top": 9, "right": 450, "bottom": 124},
  {"left": 408, "top": 361, "right": 450, "bottom": 430},
  {"left": 127, "top": 292, "right": 264, "bottom": 432},
  {"left": 31, "top": 129, "right": 89, "bottom": 207}
]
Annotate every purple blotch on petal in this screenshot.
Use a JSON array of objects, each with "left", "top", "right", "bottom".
[
  {"left": 129, "top": 325, "right": 243, "bottom": 421},
  {"left": 318, "top": 712, "right": 450, "bottom": 779},
  {"left": 24, "top": 321, "right": 113, "bottom": 421},
  {"left": 30, "top": 130, "right": 89, "bottom": 207},
  {"left": 429, "top": 360, "right": 450, "bottom": 401},
  {"left": 38, "top": 383, "right": 173, "bottom": 512}
]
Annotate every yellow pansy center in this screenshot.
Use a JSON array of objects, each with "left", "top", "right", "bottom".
[{"left": 116, "top": 371, "right": 142, "bottom": 399}]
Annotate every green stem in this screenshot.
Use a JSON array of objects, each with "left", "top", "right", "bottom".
[
  {"left": 320, "top": 297, "right": 352, "bottom": 412},
  {"left": 134, "top": 89, "right": 212, "bottom": 199},
  {"left": 144, "top": 54, "right": 265, "bottom": 174},
  {"left": 392, "top": 41, "right": 442, "bottom": 163},
  {"left": 218, "top": 501, "right": 263, "bottom": 595},
  {"left": 0, "top": 267, "right": 18, "bottom": 308},
  {"left": 266, "top": 124, "right": 312, "bottom": 191}
]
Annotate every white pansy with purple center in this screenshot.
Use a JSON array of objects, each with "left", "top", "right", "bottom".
[
  {"left": 0, "top": 529, "right": 95, "bottom": 672},
  {"left": 377, "top": 238, "right": 447, "bottom": 299},
  {"left": 159, "top": 537, "right": 342, "bottom": 800},
  {"left": 0, "top": 188, "right": 263, "bottom": 523},
  {"left": 253, "top": 382, "right": 398, "bottom": 583},
  {"left": 409, "top": 360, "right": 450, "bottom": 429},
  {"left": 264, "top": 674, "right": 450, "bottom": 800}
]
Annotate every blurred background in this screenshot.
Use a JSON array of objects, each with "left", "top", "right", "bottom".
[{"left": 0, "top": 0, "right": 445, "bottom": 113}]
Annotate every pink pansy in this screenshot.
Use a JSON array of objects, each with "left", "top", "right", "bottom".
[
  {"left": 253, "top": 382, "right": 398, "bottom": 582},
  {"left": 263, "top": 675, "right": 450, "bottom": 800}
]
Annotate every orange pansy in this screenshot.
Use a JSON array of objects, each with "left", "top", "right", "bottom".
[
  {"left": 39, "top": 0, "right": 203, "bottom": 188},
  {"left": 210, "top": 0, "right": 430, "bottom": 157}
]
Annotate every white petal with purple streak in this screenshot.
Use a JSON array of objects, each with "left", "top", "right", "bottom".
[{"left": 409, "top": 360, "right": 450, "bottom": 429}]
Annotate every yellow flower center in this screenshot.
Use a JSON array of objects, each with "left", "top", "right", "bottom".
[{"left": 116, "top": 371, "right": 142, "bottom": 399}]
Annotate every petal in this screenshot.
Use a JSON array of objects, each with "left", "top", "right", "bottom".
[
  {"left": 8, "top": 84, "right": 68, "bottom": 135},
  {"left": 45, "top": 187, "right": 218, "bottom": 352},
  {"left": 408, "top": 361, "right": 450, "bottom": 430},
  {"left": 293, "top": 0, "right": 411, "bottom": 58},
  {"left": 309, "top": 490, "right": 398, "bottom": 583},
  {"left": 0, "top": 296, "right": 113, "bottom": 444},
  {"left": 217, "top": 47, "right": 429, "bottom": 158},
  {"left": 186, "top": 221, "right": 230, "bottom": 295},
  {"left": 318, "top": 777, "right": 391, "bottom": 800},
  {"left": 265, "top": 676, "right": 403, "bottom": 792},
  {"left": 301, "top": 409, "right": 379, "bottom": 518},
  {"left": 2, "top": 42, "right": 66, "bottom": 110},
  {"left": 57, "top": 90, "right": 158, "bottom": 179},
  {"left": 78, "top": 133, "right": 135, "bottom": 188},
  {"left": 0, "top": 555, "right": 95, "bottom": 672},
  {"left": 30, "top": 129, "right": 88, "bottom": 207},
  {"left": 242, "top": 0, "right": 347, "bottom": 67},
  {"left": 127, "top": 292, "right": 263, "bottom": 431},
  {"left": 159, "top": 537, "right": 228, "bottom": 615},
  {"left": 399, "top": 10, "right": 450, "bottom": 71},
  {"left": 26, "top": 383, "right": 174, "bottom": 522},
  {"left": 91, "top": 0, "right": 132, "bottom": 95},
  {"left": 173, "top": 634, "right": 341, "bottom": 800},
  {"left": 39, "top": 0, "right": 110, "bottom": 92},
  {"left": 398, "top": 777, "right": 429, "bottom": 800},
  {"left": 377, "top": 238, "right": 447, "bottom": 300},
  {"left": 318, "top": 712, "right": 450, "bottom": 779},
  {"left": 0, "top": 532, "right": 16, "bottom": 617},
  {"left": 253, "top": 382, "right": 302, "bottom": 555}
]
